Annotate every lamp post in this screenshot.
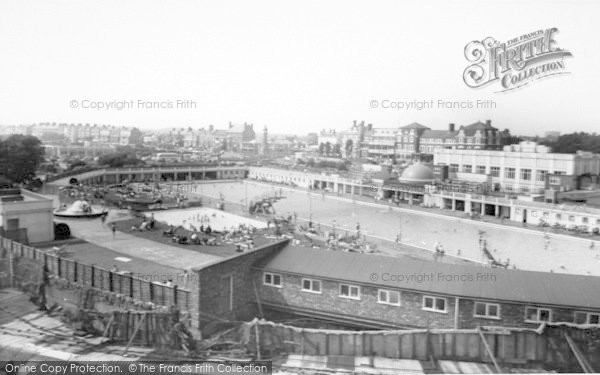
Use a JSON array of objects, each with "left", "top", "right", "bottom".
[
  {"left": 244, "top": 181, "right": 248, "bottom": 209},
  {"left": 308, "top": 191, "right": 312, "bottom": 222}
]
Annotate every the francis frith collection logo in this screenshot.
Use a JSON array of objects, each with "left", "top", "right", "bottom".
[{"left": 463, "top": 28, "right": 572, "bottom": 92}]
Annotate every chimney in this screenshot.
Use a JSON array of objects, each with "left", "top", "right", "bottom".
[
  {"left": 353, "top": 120, "right": 357, "bottom": 127},
  {"left": 367, "top": 123, "right": 373, "bottom": 130},
  {"left": 449, "top": 123, "right": 455, "bottom": 132},
  {"left": 228, "top": 121, "right": 233, "bottom": 129},
  {"left": 486, "top": 120, "right": 491, "bottom": 127}
]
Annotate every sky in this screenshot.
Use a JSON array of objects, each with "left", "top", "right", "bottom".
[{"left": 0, "top": 0, "right": 598, "bottom": 136}]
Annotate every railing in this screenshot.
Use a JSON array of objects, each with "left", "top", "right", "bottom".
[
  {"left": 47, "top": 164, "right": 249, "bottom": 184},
  {"left": 0, "top": 228, "right": 28, "bottom": 244},
  {"left": 0, "top": 236, "right": 191, "bottom": 311}
]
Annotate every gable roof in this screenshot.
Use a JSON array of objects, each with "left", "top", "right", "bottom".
[
  {"left": 400, "top": 122, "right": 430, "bottom": 130},
  {"left": 421, "top": 130, "right": 457, "bottom": 139},
  {"left": 459, "top": 121, "right": 497, "bottom": 136},
  {"left": 260, "top": 245, "right": 600, "bottom": 310}
]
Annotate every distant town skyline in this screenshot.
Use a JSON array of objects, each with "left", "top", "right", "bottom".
[{"left": 1, "top": 0, "right": 599, "bottom": 136}]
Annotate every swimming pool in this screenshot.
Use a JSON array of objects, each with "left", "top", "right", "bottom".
[{"left": 147, "top": 207, "right": 267, "bottom": 232}]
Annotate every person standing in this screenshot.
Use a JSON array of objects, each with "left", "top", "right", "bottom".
[{"left": 111, "top": 223, "right": 116, "bottom": 238}]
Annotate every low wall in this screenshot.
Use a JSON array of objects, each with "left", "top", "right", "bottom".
[
  {"left": 0, "top": 236, "right": 191, "bottom": 312},
  {"left": 244, "top": 319, "right": 600, "bottom": 372}
]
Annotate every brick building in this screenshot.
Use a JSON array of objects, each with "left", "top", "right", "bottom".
[
  {"left": 255, "top": 246, "right": 600, "bottom": 329},
  {"left": 191, "top": 240, "right": 600, "bottom": 330},
  {"left": 327, "top": 120, "right": 516, "bottom": 161}
]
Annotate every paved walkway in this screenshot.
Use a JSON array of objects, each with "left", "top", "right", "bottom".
[
  {"left": 54, "top": 211, "right": 220, "bottom": 271},
  {"left": 191, "top": 181, "right": 600, "bottom": 276}
]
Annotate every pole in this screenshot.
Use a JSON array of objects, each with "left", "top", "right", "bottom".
[
  {"left": 309, "top": 192, "right": 312, "bottom": 222},
  {"left": 478, "top": 328, "right": 501, "bottom": 373}
]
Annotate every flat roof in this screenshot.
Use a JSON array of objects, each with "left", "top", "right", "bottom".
[{"left": 260, "top": 245, "right": 600, "bottom": 311}]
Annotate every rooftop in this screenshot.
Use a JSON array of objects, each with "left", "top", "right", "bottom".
[
  {"left": 459, "top": 121, "right": 497, "bottom": 136},
  {"left": 421, "top": 129, "right": 457, "bottom": 139},
  {"left": 398, "top": 163, "right": 435, "bottom": 185},
  {"left": 261, "top": 245, "right": 600, "bottom": 310},
  {"left": 400, "top": 122, "right": 429, "bottom": 130}
]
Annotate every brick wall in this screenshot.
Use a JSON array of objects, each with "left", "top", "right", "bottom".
[
  {"left": 457, "top": 299, "right": 578, "bottom": 329},
  {"left": 257, "top": 272, "right": 456, "bottom": 328},
  {"left": 191, "top": 239, "right": 289, "bottom": 329},
  {"left": 256, "top": 271, "right": 597, "bottom": 329}
]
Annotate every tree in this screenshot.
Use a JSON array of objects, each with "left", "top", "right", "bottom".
[
  {"left": 332, "top": 143, "right": 341, "bottom": 157},
  {"left": 0, "top": 135, "right": 45, "bottom": 183},
  {"left": 98, "top": 152, "right": 144, "bottom": 168},
  {"left": 318, "top": 143, "right": 325, "bottom": 155},
  {"left": 324, "top": 142, "right": 331, "bottom": 156},
  {"left": 67, "top": 159, "right": 88, "bottom": 171},
  {"left": 541, "top": 132, "right": 600, "bottom": 154},
  {"left": 345, "top": 139, "right": 353, "bottom": 158}
]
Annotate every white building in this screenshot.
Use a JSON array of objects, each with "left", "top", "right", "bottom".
[
  {"left": 0, "top": 189, "right": 54, "bottom": 243},
  {"left": 434, "top": 141, "right": 600, "bottom": 194}
]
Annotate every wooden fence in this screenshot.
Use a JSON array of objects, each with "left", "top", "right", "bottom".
[
  {"left": 89, "top": 309, "right": 192, "bottom": 350},
  {"left": 245, "top": 319, "right": 600, "bottom": 372},
  {"left": 1, "top": 236, "right": 191, "bottom": 311}
]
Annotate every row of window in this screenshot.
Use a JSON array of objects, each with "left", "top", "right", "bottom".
[
  {"left": 448, "top": 164, "right": 566, "bottom": 182},
  {"left": 514, "top": 209, "right": 600, "bottom": 225},
  {"left": 263, "top": 273, "right": 600, "bottom": 323}
]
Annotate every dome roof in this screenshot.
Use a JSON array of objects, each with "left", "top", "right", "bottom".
[
  {"left": 398, "top": 163, "right": 435, "bottom": 185},
  {"left": 64, "top": 200, "right": 92, "bottom": 214}
]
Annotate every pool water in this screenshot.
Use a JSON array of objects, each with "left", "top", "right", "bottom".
[{"left": 147, "top": 207, "right": 267, "bottom": 232}]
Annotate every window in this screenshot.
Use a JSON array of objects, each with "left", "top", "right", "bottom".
[
  {"left": 525, "top": 307, "right": 552, "bottom": 323},
  {"left": 476, "top": 165, "right": 486, "bottom": 174},
  {"left": 463, "top": 165, "right": 472, "bottom": 173},
  {"left": 536, "top": 170, "right": 547, "bottom": 182},
  {"left": 302, "top": 278, "right": 321, "bottom": 293},
  {"left": 474, "top": 302, "right": 500, "bottom": 319},
  {"left": 569, "top": 216, "right": 575, "bottom": 222},
  {"left": 6, "top": 218, "right": 19, "bottom": 231},
  {"left": 574, "top": 311, "right": 600, "bottom": 325},
  {"left": 505, "top": 168, "right": 516, "bottom": 179},
  {"left": 450, "top": 164, "right": 459, "bottom": 173},
  {"left": 263, "top": 272, "right": 281, "bottom": 287},
  {"left": 531, "top": 211, "right": 537, "bottom": 217},
  {"left": 378, "top": 289, "right": 400, "bottom": 306},
  {"left": 423, "top": 296, "right": 447, "bottom": 313},
  {"left": 556, "top": 213, "right": 562, "bottom": 220},
  {"left": 339, "top": 284, "right": 360, "bottom": 299},
  {"left": 582, "top": 217, "right": 589, "bottom": 224},
  {"left": 520, "top": 169, "right": 532, "bottom": 181},
  {"left": 490, "top": 166, "right": 500, "bottom": 177}
]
